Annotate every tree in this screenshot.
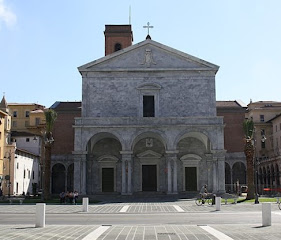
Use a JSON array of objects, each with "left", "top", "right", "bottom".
[
  {"left": 243, "top": 119, "right": 255, "bottom": 199},
  {"left": 44, "top": 109, "right": 57, "bottom": 200}
]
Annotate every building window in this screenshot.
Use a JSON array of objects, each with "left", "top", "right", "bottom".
[
  {"left": 143, "top": 96, "right": 155, "bottom": 117},
  {"left": 26, "top": 138, "right": 30, "bottom": 142},
  {"left": 24, "top": 170, "right": 26, "bottom": 179},
  {"left": 114, "top": 43, "right": 122, "bottom": 52},
  {"left": 12, "top": 121, "right": 17, "bottom": 127},
  {"left": 35, "top": 118, "right": 40, "bottom": 125},
  {"left": 13, "top": 111, "right": 17, "bottom": 117},
  {"left": 260, "top": 115, "right": 264, "bottom": 122},
  {"left": 276, "top": 125, "right": 278, "bottom": 132},
  {"left": 261, "top": 129, "right": 265, "bottom": 136},
  {"left": 25, "top": 111, "right": 30, "bottom": 117},
  {"left": 17, "top": 162, "right": 19, "bottom": 169},
  {"left": 28, "top": 170, "right": 30, "bottom": 179},
  {"left": 32, "top": 171, "right": 34, "bottom": 180},
  {"left": 16, "top": 182, "right": 18, "bottom": 194},
  {"left": 261, "top": 141, "right": 265, "bottom": 149}
]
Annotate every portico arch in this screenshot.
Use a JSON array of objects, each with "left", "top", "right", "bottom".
[
  {"left": 132, "top": 132, "right": 166, "bottom": 192},
  {"left": 86, "top": 133, "right": 122, "bottom": 194}
]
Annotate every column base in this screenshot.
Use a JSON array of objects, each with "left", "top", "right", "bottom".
[{"left": 121, "top": 192, "right": 133, "bottom": 195}]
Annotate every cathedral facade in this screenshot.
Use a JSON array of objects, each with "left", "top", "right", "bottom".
[{"left": 73, "top": 25, "right": 226, "bottom": 195}]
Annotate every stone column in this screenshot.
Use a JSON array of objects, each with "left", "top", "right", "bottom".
[
  {"left": 120, "top": 151, "right": 133, "bottom": 195},
  {"left": 73, "top": 151, "right": 87, "bottom": 195},
  {"left": 121, "top": 159, "right": 126, "bottom": 194},
  {"left": 81, "top": 157, "right": 87, "bottom": 194},
  {"left": 213, "top": 157, "right": 218, "bottom": 193},
  {"left": 127, "top": 160, "right": 132, "bottom": 194},
  {"left": 217, "top": 156, "right": 226, "bottom": 193},
  {"left": 167, "top": 158, "right": 172, "bottom": 194},
  {"left": 166, "top": 151, "right": 179, "bottom": 194},
  {"left": 173, "top": 159, "right": 178, "bottom": 194},
  {"left": 206, "top": 154, "right": 213, "bottom": 191}
]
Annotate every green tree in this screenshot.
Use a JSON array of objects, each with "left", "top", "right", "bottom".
[
  {"left": 243, "top": 119, "right": 255, "bottom": 199},
  {"left": 44, "top": 109, "right": 57, "bottom": 200}
]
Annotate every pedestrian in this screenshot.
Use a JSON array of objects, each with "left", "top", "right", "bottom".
[
  {"left": 59, "top": 191, "right": 65, "bottom": 204},
  {"left": 74, "top": 190, "right": 79, "bottom": 205}
]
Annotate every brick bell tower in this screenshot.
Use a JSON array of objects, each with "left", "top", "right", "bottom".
[{"left": 104, "top": 25, "right": 133, "bottom": 56}]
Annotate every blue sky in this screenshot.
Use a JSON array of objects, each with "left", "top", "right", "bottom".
[{"left": 1, "top": 0, "right": 280, "bottom": 108}]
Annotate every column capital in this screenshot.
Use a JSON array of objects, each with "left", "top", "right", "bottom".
[
  {"left": 72, "top": 151, "right": 87, "bottom": 155},
  {"left": 120, "top": 151, "right": 133, "bottom": 162},
  {"left": 120, "top": 151, "right": 133, "bottom": 155},
  {"left": 166, "top": 150, "right": 178, "bottom": 161}
]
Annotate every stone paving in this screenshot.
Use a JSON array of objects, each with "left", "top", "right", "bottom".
[
  {"left": 0, "top": 200, "right": 280, "bottom": 214},
  {"left": 1, "top": 200, "right": 281, "bottom": 239},
  {"left": 1, "top": 224, "right": 281, "bottom": 240}
]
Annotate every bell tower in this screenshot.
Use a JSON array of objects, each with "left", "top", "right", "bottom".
[{"left": 104, "top": 25, "right": 133, "bottom": 56}]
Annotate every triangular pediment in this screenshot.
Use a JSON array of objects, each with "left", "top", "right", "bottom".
[
  {"left": 137, "top": 150, "right": 162, "bottom": 159},
  {"left": 78, "top": 39, "right": 219, "bottom": 72}
]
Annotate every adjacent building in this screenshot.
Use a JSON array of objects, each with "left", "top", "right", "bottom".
[{"left": 246, "top": 101, "right": 281, "bottom": 194}]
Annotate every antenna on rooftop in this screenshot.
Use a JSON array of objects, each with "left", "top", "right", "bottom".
[{"left": 129, "top": 6, "right": 131, "bottom": 25}]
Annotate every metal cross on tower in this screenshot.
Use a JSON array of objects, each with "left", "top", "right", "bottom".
[{"left": 143, "top": 22, "right": 153, "bottom": 35}]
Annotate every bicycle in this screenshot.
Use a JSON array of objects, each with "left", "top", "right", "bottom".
[{"left": 195, "top": 195, "right": 212, "bottom": 206}]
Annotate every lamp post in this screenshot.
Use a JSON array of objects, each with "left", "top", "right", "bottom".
[
  {"left": 254, "top": 132, "right": 266, "bottom": 204},
  {"left": 4, "top": 149, "right": 16, "bottom": 198}
]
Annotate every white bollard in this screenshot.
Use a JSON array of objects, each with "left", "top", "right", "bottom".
[
  {"left": 83, "top": 197, "right": 89, "bottom": 212},
  {"left": 215, "top": 197, "right": 221, "bottom": 211},
  {"left": 35, "top": 203, "right": 45, "bottom": 228},
  {"left": 262, "top": 203, "right": 271, "bottom": 227}
]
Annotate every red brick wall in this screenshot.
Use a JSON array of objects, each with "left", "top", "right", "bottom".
[
  {"left": 104, "top": 25, "right": 133, "bottom": 56},
  {"left": 52, "top": 107, "right": 81, "bottom": 155},
  {"left": 217, "top": 110, "right": 245, "bottom": 153}
]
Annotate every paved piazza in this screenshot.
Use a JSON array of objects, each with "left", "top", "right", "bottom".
[{"left": 1, "top": 200, "right": 281, "bottom": 239}]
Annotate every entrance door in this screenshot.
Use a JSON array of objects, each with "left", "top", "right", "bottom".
[
  {"left": 102, "top": 168, "right": 114, "bottom": 192},
  {"left": 185, "top": 167, "right": 197, "bottom": 191},
  {"left": 142, "top": 165, "right": 157, "bottom": 191}
]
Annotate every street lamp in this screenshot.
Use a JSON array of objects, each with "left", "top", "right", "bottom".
[
  {"left": 4, "top": 149, "right": 17, "bottom": 198},
  {"left": 254, "top": 132, "right": 266, "bottom": 204}
]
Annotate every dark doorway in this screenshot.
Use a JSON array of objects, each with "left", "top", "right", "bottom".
[
  {"left": 67, "top": 163, "right": 74, "bottom": 192},
  {"left": 185, "top": 167, "right": 197, "bottom": 191},
  {"left": 102, "top": 168, "right": 114, "bottom": 192},
  {"left": 142, "top": 165, "right": 157, "bottom": 191},
  {"left": 52, "top": 164, "right": 66, "bottom": 194}
]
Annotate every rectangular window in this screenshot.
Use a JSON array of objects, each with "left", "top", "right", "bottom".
[
  {"left": 13, "top": 111, "right": 17, "bottom": 117},
  {"left": 35, "top": 118, "right": 40, "bottom": 125},
  {"left": 261, "top": 129, "right": 265, "bottom": 136},
  {"left": 28, "top": 170, "right": 30, "bottom": 179},
  {"left": 16, "top": 182, "right": 18, "bottom": 194},
  {"left": 26, "top": 138, "right": 30, "bottom": 142},
  {"left": 143, "top": 96, "right": 155, "bottom": 117},
  {"left": 25, "top": 111, "right": 30, "bottom": 117},
  {"left": 276, "top": 125, "right": 278, "bottom": 132},
  {"left": 24, "top": 170, "right": 26, "bottom": 179},
  {"left": 12, "top": 121, "right": 17, "bottom": 127},
  {"left": 32, "top": 171, "right": 34, "bottom": 180},
  {"left": 261, "top": 141, "right": 265, "bottom": 148},
  {"left": 17, "top": 162, "right": 19, "bottom": 169}
]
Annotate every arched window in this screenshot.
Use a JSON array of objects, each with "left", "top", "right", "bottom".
[{"left": 114, "top": 43, "right": 122, "bottom": 52}]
